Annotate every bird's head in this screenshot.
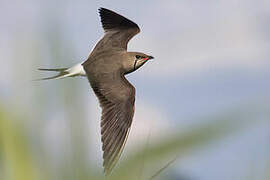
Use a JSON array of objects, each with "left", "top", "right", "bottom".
[{"left": 123, "top": 52, "right": 154, "bottom": 74}]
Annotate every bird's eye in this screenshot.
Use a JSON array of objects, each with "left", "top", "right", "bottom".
[{"left": 135, "top": 55, "right": 141, "bottom": 59}]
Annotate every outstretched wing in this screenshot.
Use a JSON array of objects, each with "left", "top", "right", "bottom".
[
  {"left": 88, "top": 73, "right": 136, "bottom": 174},
  {"left": 94, "top": 8, "right": 140, "bottom": 52}
]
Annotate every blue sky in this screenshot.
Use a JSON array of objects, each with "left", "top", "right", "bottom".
[{"left": 1, "top": 0, "right": 270, "bottom": 179}]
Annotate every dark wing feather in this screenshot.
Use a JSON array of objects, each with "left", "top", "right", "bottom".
[
  {"left": 94, "top": 8, "right": 140, "bottom": 50},
  {"left": 89, "top": 74, "right": 135, "bottom": 175},
  {"left": 99, "top": 8, "right": 140, "bottom": 32}
]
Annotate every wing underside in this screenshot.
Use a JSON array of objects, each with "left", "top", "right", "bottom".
[{"left": 89, "top": 74, "right": 135, "bottom": 174}]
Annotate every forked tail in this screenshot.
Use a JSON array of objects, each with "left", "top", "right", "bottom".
[{"left": 35, "top": 63, "right": 86, "bottom": 81}]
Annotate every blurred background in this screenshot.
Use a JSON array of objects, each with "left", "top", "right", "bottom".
[{"left": 1, "top": 0, "right": 270, "bottom": 179}]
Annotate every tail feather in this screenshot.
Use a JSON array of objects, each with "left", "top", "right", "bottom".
[
  {"left": 33, "top": 71, "right": 69, "bottom": 81},
  {"left": 33, "top": 75, "right": 64, "bottom": 81},
  {"left": 35, "top": 63, "right": 86, "bottom": 81},
  {"left": 38, "top": 68, "right": 68, "bottom": 72}
]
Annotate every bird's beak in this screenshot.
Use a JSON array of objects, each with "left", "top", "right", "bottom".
[{"left": 148, "top": 56, "right": 154, "bottom": 60}]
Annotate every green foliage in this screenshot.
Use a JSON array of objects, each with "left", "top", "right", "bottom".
[
  {"left": 0, "top": 108, "right": 38, "bottom": 180},
  {"left": 0, "top": 104, "right": 267, "bottom": 180}
]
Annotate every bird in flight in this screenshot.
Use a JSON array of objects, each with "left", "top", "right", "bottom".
[{"left": 38, "top": 8, "right": 154, "bottom": 174}]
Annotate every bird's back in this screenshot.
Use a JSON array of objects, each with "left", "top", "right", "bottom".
[{"left": 83, "top": 50, "right": 125, "bottom": 80}]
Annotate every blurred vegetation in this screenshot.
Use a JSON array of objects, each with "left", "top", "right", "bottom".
[
  {"left": 0, "top": 107, "right": 38, "bottom": 180},
  {"left": 0, "top": 102, "right": 268, "bottom": 180}
]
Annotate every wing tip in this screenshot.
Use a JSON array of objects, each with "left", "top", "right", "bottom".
[
  {"left": 98, "top": 7, "right": 114, "bottom": 16},
  {"left": 98, "top": 7, "right": 140, "bottom": 32},
  {"left": 101, "top": 127, "right": 131, "bottom": 176},
  {"left": 98, "top": 7, "right": 107, "bottom": 13}
]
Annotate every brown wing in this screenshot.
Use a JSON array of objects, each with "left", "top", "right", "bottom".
[
  {"left": 94, "top": 8, "right": 140, "bottom": 52},
  {"left": 88, "top": 73, "right": 136, "bottom": 174}
]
